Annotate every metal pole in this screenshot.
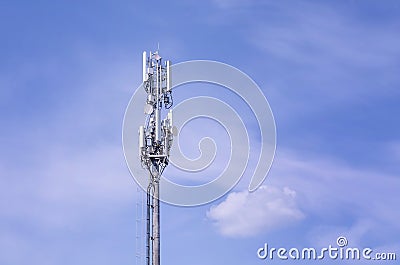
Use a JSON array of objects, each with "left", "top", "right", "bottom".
[
  {"left": 152, "top": 173, "right": 160, "bottom": 265},
  {"left": 146, "top": 181, "right": 153, "bottom": 265}
]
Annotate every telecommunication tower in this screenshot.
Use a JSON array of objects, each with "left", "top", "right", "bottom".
[{"left": 139, "top": 50, "right": 174, "bottom": 265}]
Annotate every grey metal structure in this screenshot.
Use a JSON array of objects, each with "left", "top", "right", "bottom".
[{"left": 139, "top": 50, "right": 173, "bottom": 265}]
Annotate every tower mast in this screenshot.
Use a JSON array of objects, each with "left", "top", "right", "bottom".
[{"left": 139, "top": 50, "right": 173, "bottom": 265}]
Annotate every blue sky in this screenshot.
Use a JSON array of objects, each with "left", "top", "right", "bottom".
[{"left": 1, "top": 0, "right": 399, "bottom": 264}]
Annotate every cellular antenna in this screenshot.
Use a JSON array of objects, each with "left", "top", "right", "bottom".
[{"left": 139, "top": 49, "right": 173, "bottom": 265}]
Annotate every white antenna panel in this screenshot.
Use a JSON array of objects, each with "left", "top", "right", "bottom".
[
  {"left": 166, "top": 60, "right": 171, "bottom": 91},
  {"left": 142, "top": 51, "right": 147, "bottom": 82}
]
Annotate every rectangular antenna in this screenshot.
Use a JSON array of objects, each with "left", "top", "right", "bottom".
[
  {"left": 166, "top": 60, "right": 171, "bottom": 91},
  {"left": 142, "top": 51, "right": 148, "bottom": 82},
  {"left": 139, "top": 126, "right": 145, "bottom": 153},
  {"left": 168, "top": 110, "right": 173, "bottom": 127}
]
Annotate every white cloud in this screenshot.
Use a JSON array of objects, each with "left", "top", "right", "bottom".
[
  {"left": 242, "top": 1, "right": 400, "bottom": 68},
  {"left": 0, "top": 49, "right": 140, "bottom": 229},
  {"left": 271, "top": 149, "right": 400, "bottom": 221},
  {"left": 206, "top": 147, "right": 400, "bottom": 245},
  {"left": 0, "top": 143, "right": 134, "bottom": 230},
  {"left": 266, "top": 149, "right": 400, "bottom": 249},
  {"left": 206, "top": 185, "right": 304, "bottom": 237},
  {"left": 308, "top": 219, "right": 376, "bottom": 249},
  {"left": 206, "top": 0, "right": 400, "bottom": 117},
  {"left": 0, "top": 45, "right": 151, "bottom": 264}
]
